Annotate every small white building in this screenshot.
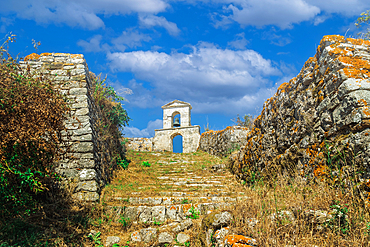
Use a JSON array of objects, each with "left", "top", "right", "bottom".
[{"left": 153, "top": 100, "right": 200, "bottom": 153}]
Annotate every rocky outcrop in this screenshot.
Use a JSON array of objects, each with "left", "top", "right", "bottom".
[
  {"left": 228, "top": 36, "right": 370, "bottom": 190},
  {"left": 199, "top": 126, "right": 249, "bottom": 157}
]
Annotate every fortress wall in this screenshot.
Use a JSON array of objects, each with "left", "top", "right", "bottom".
[
  {"left": 198, "top": 126, "right": 249, "bottom": 157},
  {"left": 125, "top": 138, "right": 154, "bottom": 152},
  {"left": 20, "top": 53, "right": 108, "bottom": 201}
]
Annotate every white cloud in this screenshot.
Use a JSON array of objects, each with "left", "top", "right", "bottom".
[
  {"left": 306, "top": 0, "right": 370, "bottom": 17},
  {"left": 107, "top": 43, "right": 282, "bottom": 115},
  {"left": 261, "top": 30, "right": 292, "bottom": 46},
  {"left": 225, "top": 0, "right": 320, "bottom": 29},
  {"left": 123, "top": 119, "right": 163, "bottom": 137},
  {"left": 78, "top": 30, "right": 152, "bottom": 53},
  {"left": 0, "top": 17, "right": 13, "bottom": 33},
  {"left": 139, "top": 14, "right": 180, "bottom": 36},
  {"left": 77, "top": 35, "right": 108, "bottom": 52},
  {"left": 0, "top": 0, "right": 168, "bottom": 29},
  {"left": 227, "top": 32, "right": 248, "bottom": 49},
  {"left": 206, "top": 0, "right": 370, "bottom": 28},
  {"left": 112, "top": 29, "right": 152, "bottom": 50}
]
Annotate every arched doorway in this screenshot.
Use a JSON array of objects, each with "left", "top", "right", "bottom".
[{"left": 172, "top": 134, "right": 183, "bottom": 153}]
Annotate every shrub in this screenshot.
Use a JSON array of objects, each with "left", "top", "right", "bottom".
[
  {"left": 89, "top": 73, "right": 130, "bottom": 176},
  {"left": 0, "top": 35, "right": 70, "bottom": 217}
]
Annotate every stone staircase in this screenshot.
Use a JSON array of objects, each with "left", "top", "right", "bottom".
[{"left": 101, "top": 150, "right": 246, "bottom": 246}]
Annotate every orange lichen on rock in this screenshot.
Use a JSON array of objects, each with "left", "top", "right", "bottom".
[
  {"left": 54, "top": 53, "right": 70, "bottom": 56},
  {"left": 276, "top": 82, "right": 291, "bottom": 95},
  {"left": 321, "top": 35, "right": 346, "bottom": 45},
  {"left": 71, "top": 54, "right": 83, "bottom": 58},
  {"left": 24, "top": 53, "right": 40, "bottom": 61},
  {"left": 346, "top": 37, "right": 370, "bottom": 46},
  {"left": 224, "top": 234, "right": 256, "bottom": 246},
  {"left": 314, "top": 164, "right": 328, "bottom": 177},
  {"left": 40, "top": 52, "right": 52, "bottom": 56},
  {"left": 338, "top": 56, "right": 370, "bottom": 79}
]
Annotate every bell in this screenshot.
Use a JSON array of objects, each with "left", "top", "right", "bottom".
[{"left": 173, "top": 117, "right": 180, "bottom": 127}]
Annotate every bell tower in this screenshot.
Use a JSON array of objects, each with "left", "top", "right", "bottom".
[{"left": 154, "top": 100, "right": 200, "bottom": 153}]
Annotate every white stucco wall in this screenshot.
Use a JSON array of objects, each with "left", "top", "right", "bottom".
[{"left": 153, "top": 126, "right": 200, "bottom": 153}]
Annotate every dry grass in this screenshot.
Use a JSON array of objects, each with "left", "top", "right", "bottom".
[
  {"left": 3, "top": 150, "right": 370, "bottom": 247},
  {"left": 89, "top": 151, "right": 370, "bottom": 247},
  {"left": 222, "top": 175, "right": 370, "bottom": 247}
]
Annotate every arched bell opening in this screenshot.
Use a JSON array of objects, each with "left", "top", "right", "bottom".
[
  {"left": 172, "top": 133, "right": 183, "bottom": 153},
  {"left": 172, "top": 111, "right": 181, "bottom": 128}
]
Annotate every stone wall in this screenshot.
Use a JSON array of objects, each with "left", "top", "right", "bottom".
[
  {"left": 198, "top": 126, "right": 249, "bottom": 157},
  {"left": 228, "top": 36, "right": 370, "bottom": 186},
  {"left": 125, "top": 138, "right": 154, "bottom": 152},
  {"left": 20, "top": 53, "right": 109, "bottom": 201}
]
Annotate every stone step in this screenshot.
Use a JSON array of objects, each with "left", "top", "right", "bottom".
[
  {"left": 128, "top": 191, "right": 246, "bottom": 197},
  {"left": 112, "top": 196, "right": 249, "bottom": 206},
  {"left": 107, "top": 202, "right": 232, "bottom": 223},
  {"left": 156, "top": 175, "right": 234, "bottom": 180}
]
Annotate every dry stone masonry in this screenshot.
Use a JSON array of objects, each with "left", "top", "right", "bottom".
[
  {"left": 125, "top": 137, "right": 154, "bottom": 152},
  {"left": 228, "top": 36, "right": 370, "bottom": 190},
  {"left": 20, "top": 53, "right": 109, "bottom": 201},
  {"left": 199, "top": 126, "right": 250, "bottom": 157}
]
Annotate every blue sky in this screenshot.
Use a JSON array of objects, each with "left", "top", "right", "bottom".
[{"left": 1, "top": 0, "right": 370, "bottom": 138}]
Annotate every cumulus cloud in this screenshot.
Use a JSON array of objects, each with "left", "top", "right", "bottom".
[
  {"left": 207, "top": 0, "right": 370, "bottom": 28},
  {"left": 139, "top": 14, "right": 181, "bottom": 36},
  {"left": 225, "top": 0, "right": 320, "bottom": 29},
  {"left": 107, "top": 42, "right": 282, "bottom": 115},
  {"left": 0, "top": 0, "right": 168, "bottom": 29},
  {"left": 306, "top": 0, "right": 370, "bottom": 17},
  {"left": 123, "top": 119, "right": 163, "bottom": 137}
]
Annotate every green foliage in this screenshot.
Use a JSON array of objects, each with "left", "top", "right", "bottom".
[
  {"left": 324, "top": 200, "right": 350, "bottom": 235},
  {"left": 141, "top": 161, "right": 151, "bottom": 167},
  {"left": 90, "top": 73, "right": 130, "bottom": 176},
  {"left": 116, "top": 154, "right": 129, "bottom": 169},
  {"left": 118, "top": 216, "right": 131, "bottom": 229},
  {"left": 0, "top": 34, "right": 69, "bottom": 217},
  {"left": 93, "top": 76, "right": 130, "bottom": 130},
  {"left": 356, "top": 10, "right": 370, "bottom": 40},
  {"left": 153, "top": 217, "right": 163, "bottom": 225},
  {"left": 186, "top": 206, "right": 200, "bottom": 219},
  {"left": 88, "top": 231, "right": 103, "bottom": 247},
  {"left": 181, "top": 198, "right": 190, "bottom": 204}
]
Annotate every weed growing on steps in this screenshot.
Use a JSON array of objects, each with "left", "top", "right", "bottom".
[
  {"left": 141, "top": 161, "right": 151, "bottom": 167},
  {"left": 187, "top": 206, "right": 200, "bottom": 219},
  {"left": 88, "top": 231, "right": 103, "bottom": 247},
  {"left": 324, "top": 200, "right": 350, "bottom": 235},
  {"left": 181, "top": 198, "right": 190, "bottom": 204},
  {"left": 118, "top": 216, "right": 131, "bottom": 229}
]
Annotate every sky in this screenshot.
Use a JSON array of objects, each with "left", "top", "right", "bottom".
[{"left": 1, "top": 0, "right": 370, "bottom": 138}]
